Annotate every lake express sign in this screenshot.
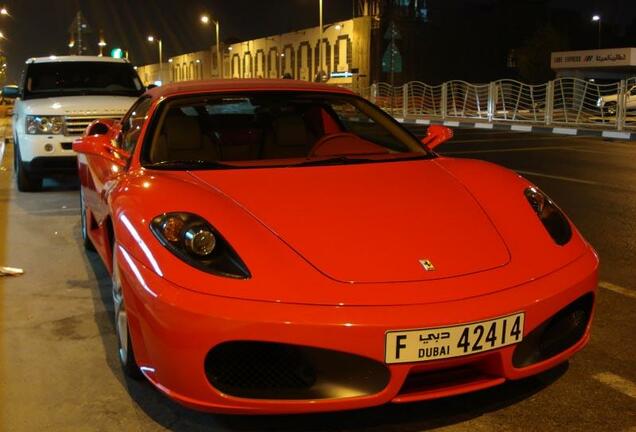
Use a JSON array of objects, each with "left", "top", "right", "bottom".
[{"left": 551, "top": 48, "right": 636, "bottom": 69}]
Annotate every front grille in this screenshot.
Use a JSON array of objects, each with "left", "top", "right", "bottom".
[
  {"left": 64, "top": 115, "right": 122, "bottom": 136},
  {"left": 206, "top": 342, "right": 317, "bottom": 394},
  {"left": 513, "top": 293, "right": 594, "bottom": 368},
  {"left": 204, "top": 341, "right": 390, "bottom": 400}
]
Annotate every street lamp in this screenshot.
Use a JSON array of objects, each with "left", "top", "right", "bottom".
[
  {"left": 0, "top": 7, "right": 8, "bottom": 16},
  {"left": 147, "top": 35, "right": 163, "bottom": 83},
  {"left": 97, "top": 30, "right": 107, "bottom": 56},
  {"left": 200, "top": 14, "right": 223, "bottom": 79},
  {"left": 592, "top": 15, "right": 602, "bottom": 49}
]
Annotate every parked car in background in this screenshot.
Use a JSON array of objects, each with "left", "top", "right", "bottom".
[
  {"left": 73, "top": 79, "right": 598, "bottom": 414},
  {"left": 597, "top": 84, "right": 636, "bottom": 116},
  {"left": 2, "top": 56, "right": 144, "bottom": 191}
]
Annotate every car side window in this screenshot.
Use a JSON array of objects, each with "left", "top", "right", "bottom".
[{"left": 120, "top": 97, "right": 152, "bottom": 153}]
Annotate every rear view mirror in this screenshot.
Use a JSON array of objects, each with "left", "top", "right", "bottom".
[
  {"left": 1, "top": 85, "right": 20, "bottom": 99},
  {"left": 420, "top": 125, "right": 454, "bottom": 151}
]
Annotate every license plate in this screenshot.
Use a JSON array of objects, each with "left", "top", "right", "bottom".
[{"left": 385, "top": 313, "right": 525, "bottom": 364}]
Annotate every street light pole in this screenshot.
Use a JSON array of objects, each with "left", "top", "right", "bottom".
[
  {"left": 319, "top": 0, "right": 323, "bottom": 81},
  {"left": 592, "top": 15, "right": 602, "bottom": 49},
  {"left": 147, "top": 36, "right": 163, "bottom": 83},
  {"left": 201, "top": 15, "right": 223, "bottom": 79},
  {"left": 215, "top": 20, "right": 222, "bottom": 79}
]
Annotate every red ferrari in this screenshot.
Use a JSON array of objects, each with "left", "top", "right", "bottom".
[{"left": 74, "top": 80, "right": 598, "bottom": 414}]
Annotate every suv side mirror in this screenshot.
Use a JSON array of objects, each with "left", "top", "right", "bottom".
[
  {"left": 420, "top": 125, "right": 454, "bottom": 151},
  {"left": 1, "top": 86, "right": 20, "bottom": 99}
]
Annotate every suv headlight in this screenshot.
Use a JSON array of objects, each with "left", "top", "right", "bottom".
[
  {"left": 525, "top": 187, "right": 572, "bottom": 246},
  {"left": 26, "top": 115, "right": 65, "bottom": 135},
  {"left": 150, "top": 212, "right": 250, "bottom": 279}
]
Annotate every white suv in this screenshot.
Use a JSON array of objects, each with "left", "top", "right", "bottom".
[{"left": 3, "top": 56, "right": 144, "bottom": 191}]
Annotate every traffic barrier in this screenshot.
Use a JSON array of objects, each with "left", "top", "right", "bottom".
[{"left": 364, "top": 77, "right": 636, "bottom": 134}]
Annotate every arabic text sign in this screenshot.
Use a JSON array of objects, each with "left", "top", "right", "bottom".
[{"left": 551, "top": 48, "right": 636, "bottom": 69}]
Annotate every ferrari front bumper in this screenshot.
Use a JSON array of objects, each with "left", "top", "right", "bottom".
[{"left": 117, "top": 247, "right": 598, "bottom": 414}]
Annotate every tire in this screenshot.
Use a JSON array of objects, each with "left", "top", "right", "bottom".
[
  {"left": 80, "top": 188, "right": 96, "bottom": 251},
  {"left": 603, "top": 102, "right": 617, "bottom": 117},
  {"left": 112, "top": 247, "right": 143, "bottom": 380},
  {"left": 14, "top": 143, "right": 42, "bottom": 192}
]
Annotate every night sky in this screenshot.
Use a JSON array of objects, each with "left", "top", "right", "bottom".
[
  {"left": 1, "top": 0, "right": 355, "bottom": 82},
  {"left": 1, "top": 0, "right": 634, "bottom": 83}
]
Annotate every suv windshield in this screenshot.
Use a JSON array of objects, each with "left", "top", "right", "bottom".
[
  {"left": 144, "top": 92, "right": 432, "bottom": 169},
  {"left": 23, "top": 61, "right": 144, "bottom": 99}
]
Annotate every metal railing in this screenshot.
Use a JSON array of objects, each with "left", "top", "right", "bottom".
[{"left": 365, "top": 77, "right": 636, "bottom": 133}]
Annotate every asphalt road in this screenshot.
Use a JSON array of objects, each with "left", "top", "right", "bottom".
[{"left": 0, "top": 123, "right": 634, "bottom": 431}]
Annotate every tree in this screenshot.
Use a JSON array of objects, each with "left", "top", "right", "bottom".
[{"left": 516, "top": 25, "right": 568, "bottom": 83}]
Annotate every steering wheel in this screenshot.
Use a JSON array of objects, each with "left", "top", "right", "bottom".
[{"left": 309, "top": 132, "right": 369, "bottom": 157}]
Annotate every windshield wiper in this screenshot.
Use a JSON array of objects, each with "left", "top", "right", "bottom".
[
  {"left": 144, "top": 160, "right": 238, "bottom": 170},
  {"left": 293, "top": 154, "right": 432, "bottom": 167}
]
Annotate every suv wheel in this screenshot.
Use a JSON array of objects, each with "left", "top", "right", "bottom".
[{"left": 14, "top": 143, "right": 42, "bottom": 192}]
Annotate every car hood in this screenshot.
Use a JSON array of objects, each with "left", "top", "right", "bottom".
[
  {"left": 18, "top": 95, "right": 136, "bottom": 116},
  {"left": 190, "top": 159, "right": 511, "bottom": 284}
]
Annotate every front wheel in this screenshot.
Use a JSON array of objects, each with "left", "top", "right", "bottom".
[
  {"left": 603, "top": 102, "right": 617, "bottom": 117},
  {"left": 80, "top": 188, "right": 96, "bottom": 251},
  {"left": 112, "top": 247, "right": 143, "bottom": 379},
  {"left": 14, "top": 143, "right": 42, "bottom": 192}
]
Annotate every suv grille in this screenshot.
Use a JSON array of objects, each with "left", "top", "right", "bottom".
[{"left": 64, "top": 114, "right": 123, "bottom": 136}]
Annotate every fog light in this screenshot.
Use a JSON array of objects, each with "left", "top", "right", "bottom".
[{"left": 44, "top": 143, "right": 54, "bottom": 152}]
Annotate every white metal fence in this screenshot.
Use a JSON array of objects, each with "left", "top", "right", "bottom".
[{"left": 365, "top": 77, "right": 636, "bottom": 132}]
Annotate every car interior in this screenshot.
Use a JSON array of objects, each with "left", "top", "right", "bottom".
[{"left": 147, "top": 96, "right": 410, "bottom": 164}]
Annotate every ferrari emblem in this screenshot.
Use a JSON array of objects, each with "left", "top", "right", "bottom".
[{"left": 419, "top": 259, "right": 436, "bottom": 272}]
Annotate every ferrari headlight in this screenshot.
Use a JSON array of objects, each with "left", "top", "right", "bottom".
[
  {"left": 525, "top": 187, "right": 572, "bottom": 246},
  {"left": 26, "top": 115, "right": 65, "bottom": 135},
  {"left": 150, "top": 212, "right": 250, "bottom": 279}
]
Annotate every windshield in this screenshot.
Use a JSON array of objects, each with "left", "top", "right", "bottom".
[
  {"left": 143, "top": 91, "right": 432, "bottom": 169},
  {"left": 23, "top": 61, "right": 144, "bottom": 99}
]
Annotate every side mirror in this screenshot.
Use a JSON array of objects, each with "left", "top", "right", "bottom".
[
  {"left": 420, "top": 125, "right": 454, "bottom": 151},
  {"left": 1, "top": 86, "right": 20, "bottom": 99},
  {"left": 146, "top": 84, "right": 158, "bottom": 90},
  {"left": 73, "top": 135, "right": 129, "bottom": 167},
  {"left": 85, "top": 118, "right": 117, "bottom": 136}
]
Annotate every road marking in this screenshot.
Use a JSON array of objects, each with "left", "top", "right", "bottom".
[
  {"left": 474, "top": 122, "right": 494, "bottom": 129},
  {"left": 415, "top": 119, "right": 430, "bottom": 125},
  {"left": 443, "top": 121, "right": 460, "bottom": 127},
  {"left": 516, "top": 169, "right": 614, "bottom": 185},
  {"left": 516, "top": 170, "right": 636, "bottom": 193},
  {"left": 593, "top": 372, "right": 636, "bottom": 399},
  {"left": 599, "top": 281, "right": 636, "bottom": 299}
]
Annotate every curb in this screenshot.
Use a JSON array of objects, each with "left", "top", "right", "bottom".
[{"left": 393, "top": 118, "right": 636, "bottom": 141}]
